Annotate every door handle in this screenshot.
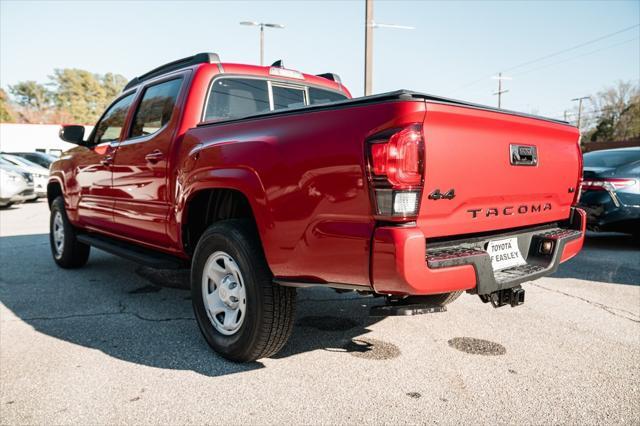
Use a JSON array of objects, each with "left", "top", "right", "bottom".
[
  {"left": 145, "top": 150, "right": 164, "bottom": 164},
  {"left": 100, "top": 155, "right": 113, "bottom": 166}
]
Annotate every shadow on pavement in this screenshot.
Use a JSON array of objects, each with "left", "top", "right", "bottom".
[
  {"left": 551, "top": 232, "right": 639, "bottom": 286},
  {"left": 0, "top": 234, "right": 385, "bottom": 377}
]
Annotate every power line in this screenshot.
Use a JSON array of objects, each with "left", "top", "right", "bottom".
[
  {"left": 512, "top": 37, "right": 639, "bottom": 77},
  {"left": 503, "top": 24, "right": 639, "bottom": 73},
  {"left": 452, "top": 24, "right": 639, "bottom": 92}
]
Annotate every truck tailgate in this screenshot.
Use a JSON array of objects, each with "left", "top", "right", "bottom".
[{"left": 418, "top": 102, "right": 581, "bottom": 238}]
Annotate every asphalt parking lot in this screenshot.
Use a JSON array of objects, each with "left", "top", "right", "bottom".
[{"left": 1, "top": 201, "right": 639, "bottom": 425}]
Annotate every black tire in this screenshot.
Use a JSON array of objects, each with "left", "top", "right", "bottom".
[
  {"left": 400, "top": 291, "right": 463, "bottom": 307},
  {"left": 49, "top": 196, "right": 90, "bottom": 268},
  {"left": 191, "top": 219, "right": 296, "bottom": 362}
]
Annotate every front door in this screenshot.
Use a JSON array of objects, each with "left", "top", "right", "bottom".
[
  {"left": 75, "top": 93, "right": 135, "bottom": 231},
  {"left": 110, "top": 76, "right": 185, "bottom": 248}
]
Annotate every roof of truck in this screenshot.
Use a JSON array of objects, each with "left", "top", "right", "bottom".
[{"left": 123, "top": 52, "right": 346, "bottom": 95}]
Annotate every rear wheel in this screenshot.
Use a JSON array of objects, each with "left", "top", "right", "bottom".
[
  {"left": 49, "top": 196, "right": 90, "bottom": 268},
  {"left": 191, "top": 219, "right": 296, "bottom": 362}
]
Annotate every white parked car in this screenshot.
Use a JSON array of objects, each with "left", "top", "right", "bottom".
[
  {"left": 0, "top": 158, "right": 36, "bottom": 207},
  {"left": 0, "top": 154, "right": 48, "bottom": 198}
]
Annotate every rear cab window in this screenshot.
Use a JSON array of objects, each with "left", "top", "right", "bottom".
[
  {"left": 203, "top": 77, "right": 347, "bottom": 122},
  {"left": 308, "top": 87, "right": 347, "bottom": 105},
  {"left": 204, "top": 79, "right": 270, "bottom": 121},
  {"left": 272, "top": 85, "right": 306, "bottom": 110}
]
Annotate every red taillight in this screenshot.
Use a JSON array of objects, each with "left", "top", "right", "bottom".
[
  {"left": 581, "top": 178, "right": 637, "bottom": 191},
  {"left": 371, "top": 143, "right": 389, "bottom": 175},
  {"left": 370, "top": 125, "right": 424, "bottom": 187},
  {"left": 367, "top": 124, "right": 424, "bottom": 219}
]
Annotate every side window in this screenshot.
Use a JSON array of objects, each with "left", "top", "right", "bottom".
[
  {"left": 272, "top": 85, "right": 305, "bottom": 110},
  {"left": 204, "top": 79, "right": 270, "bottom": 121},
  {"left": 130, "top": 78, "right": 183, "bottom": 138},
  {"left": 92, "top": 94, "right": 135, "bottom": 145},
  {"left": 308, "top": 87, "right": 348, "bottom": 105}
]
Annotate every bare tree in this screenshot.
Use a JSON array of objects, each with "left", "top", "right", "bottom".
[{"left": 582, "top": 80, "right": 640, "bottom": 143}]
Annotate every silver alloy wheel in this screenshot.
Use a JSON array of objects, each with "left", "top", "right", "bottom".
[
  {"left": 202, "top": 251, "right": 247, "bottom": 336},
  {"left": 53, "top": 211, "right": 65, "bottom": 259}
]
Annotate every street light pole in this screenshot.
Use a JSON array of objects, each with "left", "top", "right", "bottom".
[
  {"left": 260, "top": 24, "right": 264, "bottom": 66},
  {"left": 363, "top": 0, "right": 414, "bottom": 96},
  {"left": 240, "top": 21, "right": 285, "bottom": 66}
]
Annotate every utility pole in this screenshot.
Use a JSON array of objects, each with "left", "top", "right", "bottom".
[
  {"left": 363, "top": 0, "right": 414, "bottom": 96},
  {"left": 492, "top": 73, "right": 512, "bottom": 109},
  {"left": 571, "top": 96, "right": 590, "bottom": 130},
  {"left": 364, "top": 0, "right": 374, "bottom": 96}
]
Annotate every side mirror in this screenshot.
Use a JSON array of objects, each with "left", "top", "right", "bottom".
[{"left": 59, "top": 125, "right": 85, "bottom": 145}]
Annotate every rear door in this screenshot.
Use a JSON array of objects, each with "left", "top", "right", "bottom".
[
  {"left": 418, "top": 102, "right": 581, "bottom": 238},
  {"left": 75, "top": 93, "right": 135, "bottom": 230},
  {"left": 110, "top": 75, "right": 186, "bottom": 247}
]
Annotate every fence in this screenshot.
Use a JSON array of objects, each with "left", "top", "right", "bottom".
[{"left": 582, "top": 138, "right": 640, "bottom": 153}]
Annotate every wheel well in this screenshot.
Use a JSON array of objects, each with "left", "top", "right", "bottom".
[
  {"left": 183, "top": 189, "right": 255, "bottom": 255},
  {"left": 47, "top": 182, "right": 62, "bottom": 208}
]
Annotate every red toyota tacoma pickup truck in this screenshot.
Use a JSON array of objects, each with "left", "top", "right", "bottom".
[{"left": 49, "top": 52, "right": 585, "bottom": 362}]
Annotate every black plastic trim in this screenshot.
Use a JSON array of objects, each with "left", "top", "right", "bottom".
[
  {"left": 196, "top": 89, "right": 572, "bottom": 129},
  {"left": 77, "top": 233, "right": 187, "bottom": 269},
  {"left": 124, "top": 52, "right": 220, "bottom": 91},
  {"left": 316, "top": 73, "right": 342, "bottom": 83},
  {"left": 275, "top": 279, "right": 372, "bottom": 291}
]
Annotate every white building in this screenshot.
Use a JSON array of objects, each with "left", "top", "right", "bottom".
[{"left": 0, "top": 123, "right": 93, "bottom": 156}]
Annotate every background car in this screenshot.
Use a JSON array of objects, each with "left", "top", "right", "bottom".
[
  {"left": 579, "top": 147, "right": 640, "bottom": 238},
  {"left": 6, "top": 151, "right": 57, "bottom": 169},
  {"left": 0, "top": 154, "right": 49, "bottom": 198},
  {"left": 0, "top": 158, "right": 36, "bottom": 207}
]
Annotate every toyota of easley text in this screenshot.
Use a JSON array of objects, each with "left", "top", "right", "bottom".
[{"left": 47, "top": 53, "right": 586, "bottom": 362}]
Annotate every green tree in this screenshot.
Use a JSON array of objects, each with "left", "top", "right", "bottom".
[
  {"left": 101, "top": 73, "right": 128, "bottom": 101},
  {"left": 50, "top": 68, "right": 106, "bottom": 123},
  {"left": 0, "top": 88, "right": 15, "bottom": 122},
  {"left": 8, "top": 80, "right": 51, "bottom": 110},
  {"left": 49, "top": 69, "right": 128, "bottom": 123}
]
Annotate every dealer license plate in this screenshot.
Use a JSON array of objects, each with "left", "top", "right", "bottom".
[{"left": 486, "top": 237, "right": 526, "bottom": 271}]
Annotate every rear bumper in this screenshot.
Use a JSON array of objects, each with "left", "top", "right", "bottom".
[{"left": 371, "top": 208, "right": 586, "bottom": 296}]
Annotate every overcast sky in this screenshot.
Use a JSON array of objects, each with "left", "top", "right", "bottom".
[{"left": 1, "top": 0, "right": 638, "bottom": 119}]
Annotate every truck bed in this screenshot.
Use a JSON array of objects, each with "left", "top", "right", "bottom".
[{"left": 186, "top": 89, "right": 580, "bottom": 286}]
